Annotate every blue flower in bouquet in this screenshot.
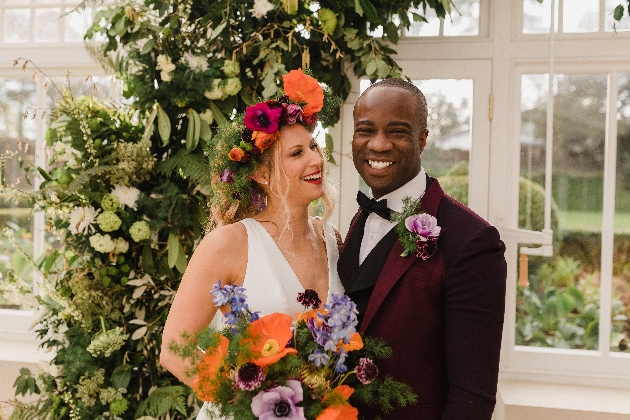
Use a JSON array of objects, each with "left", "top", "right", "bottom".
[
  {"left": 210, "top": 281, "right": 259, "bottom": 325},
  {"left": 211, "top": 280, "right": 231, "bottom": 306},
  {"left": 308, "top": 349, "right": 330, "bottom": 367}
]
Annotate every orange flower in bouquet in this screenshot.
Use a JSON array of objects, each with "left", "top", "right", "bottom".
[
  {"left": 240, "top": 312, "right": 298, "bottom": 367},
  {"left": 193, "top": 334, "right": 229, "bottom": 402},
  {"left": 178, "top": 282, "right": 417, "bottom": 420}
]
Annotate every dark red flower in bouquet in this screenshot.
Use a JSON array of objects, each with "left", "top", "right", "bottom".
[{"left": 297, "top": 289, "right": 321, "bottom": 309}]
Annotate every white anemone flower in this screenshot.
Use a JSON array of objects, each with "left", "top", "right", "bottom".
[
  {"left": 111, "top": 185, "right": 141, "bottom": 210},
  {"left": 68, "top": 206, "right": 100, "bottom": 235}
]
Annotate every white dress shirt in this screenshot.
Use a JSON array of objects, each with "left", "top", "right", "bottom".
[{"left": 358, "top": 168, "right": 427, "bottom": 264}]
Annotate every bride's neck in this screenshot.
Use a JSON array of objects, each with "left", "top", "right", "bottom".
[{"left": 255, "top": 202, "right": 313, "bottom": 240}]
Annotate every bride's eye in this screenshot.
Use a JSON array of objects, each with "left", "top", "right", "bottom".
[
  {"left": 309, "top": 142, "right": 318, "bottom": 150},
  {"left": 291, "top": 148, "right": 303, "bottom": 157}
]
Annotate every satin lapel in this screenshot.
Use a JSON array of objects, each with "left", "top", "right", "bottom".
[
  {"left": 339, "top": 209, "right": 362, "bottom": 255},
  {"left": 360, "top": 178, "right": 445, "bottom": 332}
]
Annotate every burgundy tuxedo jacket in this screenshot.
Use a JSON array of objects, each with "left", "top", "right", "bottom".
[{"left": 338, "top": 177, "right": 507, "bottom": 420}]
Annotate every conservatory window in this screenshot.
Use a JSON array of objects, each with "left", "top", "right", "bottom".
[
  {"left": 516, "top": 71, "right": 630, "bottom": 357},
  {"left": 1, "top": 1, "right": 93, "bottom": 44},
  {"left": 405, "top": 0, "right": 480, "bottom": 37},
  {"left": 522, "top": 0, "right": 630, "bottom": 34}
]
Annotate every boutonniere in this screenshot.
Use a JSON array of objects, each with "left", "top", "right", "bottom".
[{"left": 392, "top": 196, "right": 442, "bottom": 259}]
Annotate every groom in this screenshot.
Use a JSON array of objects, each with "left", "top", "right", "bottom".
[{"left": 338, "top": 79, "right": 507, "bottom": 419}]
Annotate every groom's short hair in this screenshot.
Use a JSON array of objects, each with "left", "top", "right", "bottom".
[{"left": 356, "top": 78, "right": 428, "bottom": 130}]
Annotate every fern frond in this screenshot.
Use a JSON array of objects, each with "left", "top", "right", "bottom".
[
  {"left": 64, "top": 165, "right": 114, "bottom": 196},
  {"left": 156, "top": 151, "right": 212, "bottom": 191}
]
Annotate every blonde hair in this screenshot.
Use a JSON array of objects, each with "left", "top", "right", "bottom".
[{"left": 206, "top": 128, "right": 335, "bottom": 233}]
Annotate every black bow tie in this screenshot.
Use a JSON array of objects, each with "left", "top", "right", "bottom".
[{"left": 357, "top": 191, "right": 390, "bottom": 221}]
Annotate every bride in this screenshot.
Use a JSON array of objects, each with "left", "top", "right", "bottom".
[{"left": 160, "top": 70, "right": 343, "bottom": 419}]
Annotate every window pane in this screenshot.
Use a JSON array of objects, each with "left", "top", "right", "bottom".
[
  {"left": 4, "top": 8, "right": 31, "bottom": 43},
  {"left": 64, "top": 7, "right": 92, "bottom": 42},
  {"left": 612, "top": 73, "right": 630, "bottom": 353},
  {"left": 444, "top": 0, "right": 480, "bottom": 36},
  {"left": 35, "top": 8, "right": 61, "bottom": 42},
  {"left": 605, "top": 0, "right": 630, "bottom": 31},
  {"left": 523, "top": 0, "right": 552, "bottom": 34},
  {"left": 517, "top": 73, "right": 608, "bottom": 350},
  {"left": 416, "top": 79, "right": 473, "bottom": 204},
  {"left": 406, "top": 6, "right": 440, "bottom": 37},
  {"left": 0, "top": 79, "right": 37, "bottom": 310},
  {"left": 563, "top": 0, "right": 599, "bottom": 33}
]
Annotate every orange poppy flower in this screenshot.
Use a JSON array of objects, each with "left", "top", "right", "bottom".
[
  {"left": 252, "top": 131, "right": 278, "bottom": 151},
  {"left": 193, "top": 334, "right": 229, "bottom": 402},
  {"left": 282, "top": 69, "right": 324, "bottom": 116},
  {"left": 240, "top": 312, "right": 297, "bottom": 367},
  {"left": 338, "top": 332, "right": 363, "bottom": 353},
  {"left": 316, "top": 404, "right": 359, "bottom": 420},
  {"left": 317, "top": 385, "right": 358, "bottom": 420}
]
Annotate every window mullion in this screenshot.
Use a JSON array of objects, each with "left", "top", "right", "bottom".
[{"left": 598, "top": 71, "right": 619, "bottom": 355}]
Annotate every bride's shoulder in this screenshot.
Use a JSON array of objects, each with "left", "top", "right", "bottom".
[{"left": 195, "top": 221, "right": 248, "bottom": 254}]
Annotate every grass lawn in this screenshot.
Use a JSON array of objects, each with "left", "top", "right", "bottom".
[{"left": 560, "top": 210, "right": 630, "bottom": 233}]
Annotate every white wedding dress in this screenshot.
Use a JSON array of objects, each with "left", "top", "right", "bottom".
[{"left": 196, "top": 218, "right": 344, "bottom": 420}]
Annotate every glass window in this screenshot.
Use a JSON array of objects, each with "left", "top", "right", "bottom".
[
  {"left": 34, "top": 8, "right": 62, "bottom": 42},
  {"left": 444, "top": 0, "right": 480, "bottom": 36},
  {"left": 612, "top": 73, "right": 630, "bottom": 353},
  {"left": 517, "top": 73, "right": 608, "bottom": 350},
  {"left": 563, "top": 0, "right": 599, "bottom": 33},
  {"left": 605, "top": 0, "right": 630, "bottom": 31},
  {"left": 64, "top": 7, "right": 92, "bottom": 42},
  {"left": 0, "top": 79, "right": 37, "bottom": 310},
  {"left": 4, "top": 8, "right": 31, "bottom": 43},
  {"left": 406, "top": 0, "right": 479, "bottom": 37},
  {"left": 522, "top": 0, "right": 554, "bottom": 34}
]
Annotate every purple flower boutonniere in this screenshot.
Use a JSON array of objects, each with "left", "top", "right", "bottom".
[{"left": 393, "top": 197, "right": 442, "bottom": 259}]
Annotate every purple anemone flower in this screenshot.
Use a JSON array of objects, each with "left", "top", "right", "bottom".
[
  {"left": 251, "top": 380, "right": 306, "bottom": 420},
  {"left": 405, "top": 213, "right": 441, "bottom": 240},
  {"left": 220, "top": 168, "right": 235, "bottom": 183},
  {"left": 244, "top": 102, "right": 283, "bottom": 134}
]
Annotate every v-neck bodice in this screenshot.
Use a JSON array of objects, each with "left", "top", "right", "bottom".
[{"left": 239, "top": 218, "right": 343, "bottom": 317}]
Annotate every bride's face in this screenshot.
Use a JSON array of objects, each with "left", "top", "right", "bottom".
[{"left": 269, "top": 123, "right": 324, "bottom": 205}]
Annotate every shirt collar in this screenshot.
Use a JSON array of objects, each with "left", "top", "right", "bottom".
[{"left": 369, "top": 167, "right": 426, "bottom": 214}]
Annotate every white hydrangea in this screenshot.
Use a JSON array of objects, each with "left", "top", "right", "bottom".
[
  {"left": 113, "top": 237, "right": 129, "bottom": 254},
  {"left": 68, "top": 206, "right": 101, "bottom": 235},
  {"left": 52, "top": 141, "right": 81, "bottom": 168},
  {"left": 89, "top": 233, "right": 116, "bottom": 253},
  {"left": 156, "top": 54, "right": 176, "bottom": 82},
  {"left": 204, "top": 79, "right": 227, "bottom": 101},
  {"left": 111, "top": 184, "right": 141, "bottom": 210},
  {"left": 250, "top": 0, "right": 275, "bottom": 18},
  {"left": 181, "top": 51, "right": 209, "bottom": 72},
  {"left": 199, "top": 109, "right": 214, "bottom": 124}
]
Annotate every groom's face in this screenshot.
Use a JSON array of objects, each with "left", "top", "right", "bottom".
[{"left": 352, "top": 86, "right": 428, "bottom": 199}]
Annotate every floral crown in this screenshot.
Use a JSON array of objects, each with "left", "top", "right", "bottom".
[{"left": 207, "top": 69, "right": 341, "bottom": 218}]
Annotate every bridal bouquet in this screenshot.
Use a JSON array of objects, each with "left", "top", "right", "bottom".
[{"left": 171, "top": 283, "right": 416, "bottom": 420}]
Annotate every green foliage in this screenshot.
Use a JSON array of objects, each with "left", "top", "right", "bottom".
[
  {"left": 516, "top": 256, "right": 629, "bottom": 351},
  {"left": 134, "top": 386, "right": 189, "bottom": 418},
  {"left": 13, "top": 368, "right": 40, "bottom": 397},
  {"left": 82, "top": 0, "right": 453, "bottom": 125}
]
